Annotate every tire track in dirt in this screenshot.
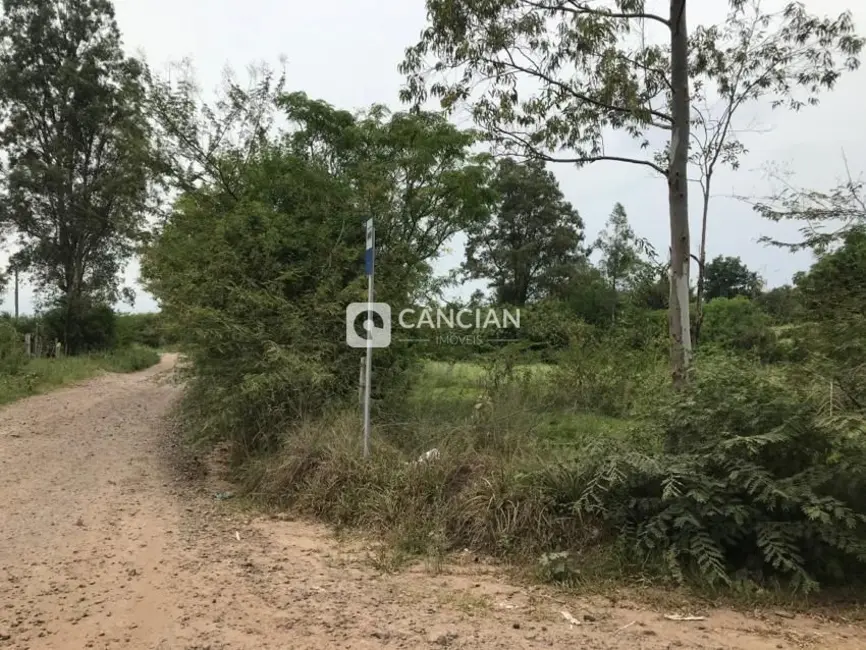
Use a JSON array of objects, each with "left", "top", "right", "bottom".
[{"left": 0, "top": 354, "right": 863, "bottom": 649}]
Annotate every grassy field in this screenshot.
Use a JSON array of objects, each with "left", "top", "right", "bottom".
[
  {"left": 410, "top": 359, "right": 631, "bottom": 446},
  {"left": 0, "top": 345, "right": 161, "bottom": 406}
]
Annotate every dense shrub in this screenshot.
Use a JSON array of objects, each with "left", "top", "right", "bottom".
[
  {"left": 42, "top": 298, "right": 117, "bottom": 353},
  {"left": 0, "top": 321, "right": 26, "bottom": 375},
  {"left": 701, "top": 296, "right": 782, "bottom": 362},
  {"left": 548, "top": 320, "right": 666, "bottom": 417},
  {"left": 143, "top": 150, "right": 415, "bottom": 453},
  {"left": 115, "top": 313, "right": 165, "bottom": 348},
  {"left": 795, "top": 228, "right": 866, "bottom": 398},
  {"left": 571, "top": 356, "right": 866, "bottom": 592}
]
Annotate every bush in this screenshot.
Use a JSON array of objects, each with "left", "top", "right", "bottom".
[
  {"left": 42, "top": 298, "right": 117, "bottom": 353},
  {"left": 115, "top": 313, "right": 166, "bottom": 348},
  {"left": 701, "top": 296, "right": 782, "bottom": 362},
  {"left": 0, "top": 321, "right": 26, "bottom": 375},
  {"left": 570, "top": 356, "right": 866, "bottom": 592},
  {"left": 99, "top": 344, "right": 161, "bottom": 372},
  {"left": 144, "top": 151, "right": 415, "bottom": 454},
  {"left": 548, "top": 321, "right": 666, "bottom": 418}
]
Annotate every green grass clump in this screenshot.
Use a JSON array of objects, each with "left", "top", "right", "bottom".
[
  {"left": 95, "top": 344, "right": 161, "bottom": 372},
  {"left": 242, "top": 410, "right": 607, "bottom": 564}
]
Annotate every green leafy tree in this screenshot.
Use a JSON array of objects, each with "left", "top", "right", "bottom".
[
  {"left": 795, "top": 227, "right": 866, "bottom": 397},
  {"left": 0, "top": 0, "right": 155, "bottom": 352},
  {"left": 629, "top": 263, "right": 670, "bottom": 311},
  {"left": 754, "top": 284, "right": 801, "bottom": 324},
  {"left": 401, "top": 0, "right": 863, "bottom": 386},
  {"left": 149, "top": 65, "right": 494, "bottom": 301},
  {"left": 688, "top": 1, "right": 862, "bottom": 342},
  {"left": 594, "top": 202, "right": 653, "bottom": 320},
  {"left": 279, "top": 93, "right": 495, "bottom": 304},
  {"left": 141, "top": 146, "right": 367, "bottom": 452},
  {"left": 145, "top": 59, "right": 284, "bottom": 203},
  {"left": 703, "top": 255, "right": 762, "bottom": 301},
  {"left": 144, "top": 67, "right": 492, "bottom": 449},
  {"left": 463, "top": 158, "right": 585, "bottom": 306},
  {"left": 42, "top": 299, "right": 117, "bottom": 353},
  {"left": 550, "top": 259, "right": 617, "bottom": 327}
]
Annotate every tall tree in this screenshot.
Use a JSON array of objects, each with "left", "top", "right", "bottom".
[
  {"left": 0, "top": 0, "right": 154, "bottom": 350},
  {"left": 401, "top": 0, "right": 862, "bottom": 387},
  {"left": 703, "top": 255, "right": 762, "bottom": 302},
  {"left": 594, "top": 202, "right": 653, "bottom": 320},
  {"left": 688, "top": 0, "right": 863, "bottom": 344},
  {"left": 147, "top": 69, "right": 493, "bottom": 304},
  {"left": 280, "top": 93, "right": 494, "bottom": 303},
  {"left": 463, "top": 158, "right": 585, "bottom": 306}
]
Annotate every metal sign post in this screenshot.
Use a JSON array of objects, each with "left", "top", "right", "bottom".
[{"left": 363, "top": 218, "right": 375, "bottom": 458}]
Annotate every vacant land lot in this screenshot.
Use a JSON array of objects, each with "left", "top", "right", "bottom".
[{"left": 0, "top": 355, "right": 864, "bottom": 649}]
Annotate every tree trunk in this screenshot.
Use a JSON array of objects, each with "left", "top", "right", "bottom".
[
  {"left": 64, "top": 289, "right": 73, "bottom": 355},
  {"left": 667, "top": 0, "right": 692, "bottom": 389},
  {"left": 693, "top": 185, "right": 710, "bottom": 346}
]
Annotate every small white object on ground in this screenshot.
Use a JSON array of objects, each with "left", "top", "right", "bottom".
[
  {"left": 416, "top": 448, "right": 440, "bottom": 464},
  {"left": 663, "top": 614, "right": 706, "bottom": 622},
  {"left": 560, "top": 611, "right": 581, "bottom": 626}
]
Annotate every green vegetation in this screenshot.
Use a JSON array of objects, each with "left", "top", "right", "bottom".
[
  {"left": 0, "top": 308, "right": 165, "bottom": 406},
  {"left": 0, "top": 339, "right": 159, "bottom": 405},
  {"left": 2, "top": 0, "right": 866, "bottom": 602}
]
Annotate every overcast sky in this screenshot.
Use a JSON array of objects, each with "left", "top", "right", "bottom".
[{"left": 2, "top": 0, "right": 864, "bottom": 314}]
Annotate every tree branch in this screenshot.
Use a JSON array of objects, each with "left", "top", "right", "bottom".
[
  {"left": 528, "top": 0, "right": 670, "bottom": 28},
  {"left": 492, "top": 126, "right": 667, "bottom": 175},
  {"left": 490, "top": 50, "right": 672, "bottom": 125}
]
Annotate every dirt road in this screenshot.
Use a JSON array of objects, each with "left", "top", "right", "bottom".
[{"left": 0, "top": 354, "right": 863, "bottom": 649}]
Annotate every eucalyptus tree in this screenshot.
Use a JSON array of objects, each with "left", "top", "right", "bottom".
[
  {"left": 401, "top": 0, "right": 862, "bottom": 385},
  {"left": 0, "top": 0, "right": 156, "bottom": 349}
]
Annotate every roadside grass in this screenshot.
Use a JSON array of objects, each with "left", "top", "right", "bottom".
[
  {"left": 207, "top": 351, "right": 866, "bottom": 605},
  {"left": 241, "top": 357, "right": 638, "bottom": 579},
  {"left": 0, "top": 344, "right": 160, "bottom": 405}
]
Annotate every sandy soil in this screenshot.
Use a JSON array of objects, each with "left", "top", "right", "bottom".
[{"left": 1, "top": 354, "right": 864, "bottom": 650}]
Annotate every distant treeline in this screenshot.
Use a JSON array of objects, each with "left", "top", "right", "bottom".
[{"left": 3, "top": 309, "right": 175, "bottom": 353}]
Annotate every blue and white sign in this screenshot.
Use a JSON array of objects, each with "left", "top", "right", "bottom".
[{"left": 365, "top": 218, "right": 375, "bottom": 276}]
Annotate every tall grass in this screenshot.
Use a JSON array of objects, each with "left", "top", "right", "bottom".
[
  {"left": 239, "top": 356, "right": 643, "bottom": 575},
  {"left": 0, "top": 344, "right": 160, "bottom": 405},
  {"left": 235, "top": 348, "right": 866, "bottom": 594}
]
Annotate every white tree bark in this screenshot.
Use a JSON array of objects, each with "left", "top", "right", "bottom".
[{"left": 667, "top": 0, "right": 693, "bottom": 387}]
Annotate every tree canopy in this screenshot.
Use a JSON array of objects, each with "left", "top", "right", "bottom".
[
  {"left": 400, "top": 0, "right": 863, "bottom": 386},
  {"left": 703, "top": 255, "right": 762, "bottom": 301},
  {"left": 0, "top": 0, "right": 155, "bottom": 349},
  {"left": 463, "top": 157, "right": 584, "bottom": 306}
]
